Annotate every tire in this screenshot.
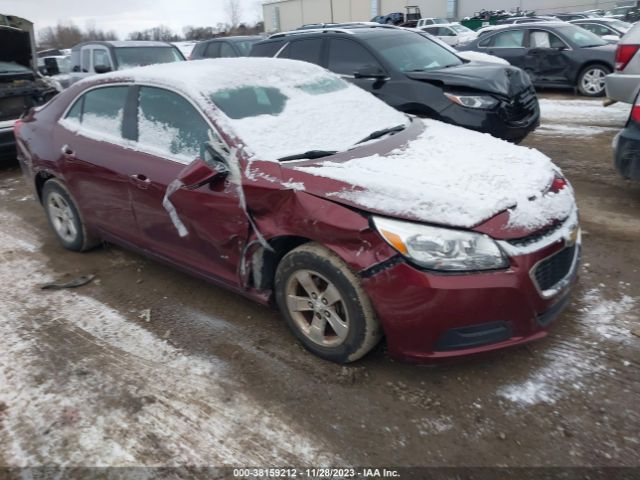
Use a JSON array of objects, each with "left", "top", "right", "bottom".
[
  {"left": 275, "top": 243, "right": 382, "bottom": 363},
  {"left": 577, "top": 64, "right": 611, "bottom": 97},
  {"left": 42, "top": 179, "right": 100, "bottom": 252}
]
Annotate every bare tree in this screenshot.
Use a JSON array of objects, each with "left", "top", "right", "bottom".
[
  {"left": 226, "top": 0, "right": 242, "bottom": 29},
  {"left": 37, "top": 21, "right": 117, "bottom": 49}
]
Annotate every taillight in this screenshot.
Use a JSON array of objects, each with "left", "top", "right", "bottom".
[
  {"left": 615, "top": 44, "right": 640, "bottom": 71},
  {"left": 631, "top": 104, "right": 640, "bottom": 123},
  {"left": 550, "top": 176, "right": 568, "bottom": 193}
]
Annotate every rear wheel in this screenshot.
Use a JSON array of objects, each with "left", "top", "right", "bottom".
[
  {"left": 577, "top": 64, "right": 610, "bottom": 97},
  {"left": 42, "top": 179, "right": 100, "bottom": 251},
  {"left": 275, "top": 243, "right": 382, "bottom": 363}
]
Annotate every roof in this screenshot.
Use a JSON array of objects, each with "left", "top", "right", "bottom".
[
  {"left": 200, "top": 35, "right": 263, "bottom": 43},
  {"left": 72, "top": 40, "right": 176, "bottom": 50},
  {"left": 267, "top": 24, "right": 414, "bottom": 40}
]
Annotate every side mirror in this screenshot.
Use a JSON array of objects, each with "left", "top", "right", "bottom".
[
  {"left": 354, "top": 65, "right": 387, "bottom": 79},
  {"left": 94, "top": 64, "right": 112, "bottom": 74},
  {"left": 177, "top": 145, "right": 229, "bottom": 189}
]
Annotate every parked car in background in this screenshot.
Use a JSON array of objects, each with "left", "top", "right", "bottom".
[
  {"left": 69, "top": 41, "right": 184, "bottom": 83},
  {"left": 37, "top": 55, "right": 71, "bottom": 76},
  {"left": 569, "top": 18, "right": 632, "bottom": 42},
  {"left": 460, "top": 22, "right": 616, "bottom": 96},
  {"left": 0, "top": 14, "right": 58, "bottom": 160},
  {"left": 496, "top": 16, "right": 559, "bottom": 25},
  {"left": 554, "top": 13, "right": 591, "bottom": 21},
  {"left": 416, "top": 17, "right": 449, "bottom": 27},
  {"left": 14, "top": 58, "right": 580, "bottom": 363},
  {"left": 251, "top": 25, "right": 539, "bottom": 142},
  {"left": 613, "top": 89, "right": 640, "bottom": 181},
  {"left": 189, "top": 36, "right": 262, "bottom": 59},
  {"left": 605, "top": 6, "right": 640, "bottom": 22},
  {"left": 419, "top": 23, "right": 478, "bottom": 47},
  {"left": 371, "top": 12, "right": 404, "bottom": 25},
  {"left": 605, "top": 22, "right": 640, "bottom": 104}
]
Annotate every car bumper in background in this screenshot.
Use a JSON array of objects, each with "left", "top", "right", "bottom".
[
  {"left": 605, "top": 72, "right": 640, "bottom": 104},
  {"left": 361, "top": 215, "right": 580, "bottom": 363},
  {"left": 613, "top": 124, "right": 640, "bottom": 180}
]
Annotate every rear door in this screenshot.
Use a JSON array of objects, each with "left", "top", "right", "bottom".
[
  {"left": 127, "top": 85, "right": 249, "bottom": 285},
  {"left": 53, "top": 85, "right": 140, "bottom": 242}
]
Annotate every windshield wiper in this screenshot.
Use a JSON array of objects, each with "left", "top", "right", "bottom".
[
  {"left": 278, "top": 150, "right": 338, "bottom": 162},
  {"left": 356, "top": 124, "right": 406, "bottom": 144}
]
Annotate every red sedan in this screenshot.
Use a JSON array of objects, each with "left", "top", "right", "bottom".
[{"left": 15, "top": 58, "right": 580, "bottom": 363}]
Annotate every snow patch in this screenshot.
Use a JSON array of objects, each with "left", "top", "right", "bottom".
[{"left": 458, "top": 50, "right": 510, "bottom": 65}]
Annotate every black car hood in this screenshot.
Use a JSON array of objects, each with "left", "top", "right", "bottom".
[
  {"left": 406, "top": 63, "right": 530, "bottom": 97},
  {"left": 0, "top": 27, "right": 32, "bottom": 71}
]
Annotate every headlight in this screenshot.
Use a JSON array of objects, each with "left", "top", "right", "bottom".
[
  {"left": 373, "top": 216, "right": 509, "bottom": 272},
  {"left": 444, "top": 93, "right": 498, "bottom": 109}
]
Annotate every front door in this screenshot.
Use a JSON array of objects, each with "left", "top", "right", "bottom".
[
  {"left": 524, "top": 30, "right": 573, "bottom": 85},
  {"left": 127, "top": 85, "right": 249, "bottom": 286}
]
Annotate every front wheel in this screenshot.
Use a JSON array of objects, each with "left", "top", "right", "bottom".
[
  {"left": 275, "top": 243, "right": 382, "bottom": 363},
  {"left": 577, "top": 64, "right": 611, "bottom": 97}
]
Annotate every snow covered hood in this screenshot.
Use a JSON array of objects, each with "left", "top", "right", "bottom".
[{"left": 291, "top": 119, "right": 575, "bottom": 232}]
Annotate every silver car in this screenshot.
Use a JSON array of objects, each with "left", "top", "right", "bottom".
[{"left": 605, "top": 21, "right": 640, "bottom": 103}]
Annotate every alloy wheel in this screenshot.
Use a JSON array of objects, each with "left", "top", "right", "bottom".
[
  {"left": 581, "top": 68, "right": 606, "bottom": 95},
  {"left": 285, "top": 269, "right": 349, "bottom": 347},
  {"left": 47, "top": 192, "right": 78, "bottom": 243}
]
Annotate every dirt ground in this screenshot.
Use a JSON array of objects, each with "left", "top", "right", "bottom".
[{"left": 0, "top": 93, "right": 639, "bottom": 473}]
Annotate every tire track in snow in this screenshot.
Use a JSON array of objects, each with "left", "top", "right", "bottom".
[{"left": 0, "top": 209, "right": 338, "bottom": 467}]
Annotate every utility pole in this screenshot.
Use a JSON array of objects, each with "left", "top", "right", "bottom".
[{"left": 330, "top": 0, "right": 334, "bottom": 23}]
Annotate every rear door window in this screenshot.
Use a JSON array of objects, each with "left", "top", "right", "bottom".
[
  {"left": 327, "top": 39, "right": 381, "bottom": 75},
  {"left": 137, "top": 86, "right": 211, "bottom": 164},
  {"left": 205, "top": 42, "right": 221, "bottom": 58},
  {"left": 279, "top": 38, "right": 324, "bottom": 65},
  {"left": 250, "top": 40, "right": 285, "bottom": 57},
  {"left": 62, "top": 86, "right": 129, "bottom": 141}
]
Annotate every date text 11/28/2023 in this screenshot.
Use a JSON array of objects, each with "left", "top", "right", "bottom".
[{"left": 232, "top": 468, "right": 401, "bottom": 478}]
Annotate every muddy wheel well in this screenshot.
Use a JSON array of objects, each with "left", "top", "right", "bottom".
[
  {"left": 252, "top": 236, "right": 310, "bottom": 292},
  {"left": 35, "top": 172, "right": 55, "bottom": 203}
]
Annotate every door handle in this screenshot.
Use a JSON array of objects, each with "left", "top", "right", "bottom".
[
  {"left": 61, "top": 144, "right": 75, "bottom": 158},
  {"left": 130, "top": 174, "right": 152, "bottom": 189}
]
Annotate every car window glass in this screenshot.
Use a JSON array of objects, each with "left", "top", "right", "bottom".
[
  {"left": 211, "top": 86, "right": 287, "bottom": 119},
  {"left": 249, "top": 40, "right": 285, "bottom": 57},
  {"left": 280, "top": 38, "right": 323, "bottom": 65},
  {"left": 205, "top": 42, "right": 221, "bottom": 58},
  {"left": 489, "top": 30, "right": 525, "bottom": 47},
  {"left": 530, "top": 30, "right": 566, "bottom": 48},
  {"left": 327, "top": 39, "right": 381, "bottom": 75},
  {"left": 440, "top": 27, "right": 455, "bottom": 36},
  {"left": 137, "top": 86, "right": 211, "bottom": 164},
  {"left": 64, "top": 86, "right": 128, "bottom": 140},
  {"left": 219, "top": 42, "right": 236, "bottom": 57},
  {"left": 93, "top": 49, "right": 111, "bottom": 69},
  {"left": 81, "top": 49, "right": 91, "bottom": 72},
  {"left": 369, "top": 32, "right": 462, "bottom": 72}
]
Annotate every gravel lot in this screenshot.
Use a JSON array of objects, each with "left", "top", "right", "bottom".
[{"left": 0, "top": 94, "right": 639, "bottom": 472}]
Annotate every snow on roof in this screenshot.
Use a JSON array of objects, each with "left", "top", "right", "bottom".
[{"left": 297, "top": 119, "right": 574, "bottom": 230}]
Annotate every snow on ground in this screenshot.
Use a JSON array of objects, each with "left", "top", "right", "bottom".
[
  {"left": 0, "top": 208, "right": 337, "bottom": 467},
  {"left": 536, "top": 99, "right": 631, "bottom": 137},
  {"left": 498, "top": 288, "right": 638, "bottom": 406}
]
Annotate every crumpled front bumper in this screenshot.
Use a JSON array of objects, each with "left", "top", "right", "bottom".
[{"left": 360, "top": 213, "right": 581, "bottom": 363}]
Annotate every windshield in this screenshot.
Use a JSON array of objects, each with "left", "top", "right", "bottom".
[
  {"left": 610, "top": 20, "right": 632, "bottom": 31},
  {"left": 0, "top": 61, "right": 32, "bottom": 74},
  {"left": 433, "top": 18, "right": 448, "bottom": 24},
  {"left": 557, "top": 25, "right": 607, "bottom": 47},
  {"left": 114, "top": 47, "right": 184, "bottom": 69},
  {"left": 234, "top": 39, "right": 260, "bottom": 56},
  {"left": 209, "top": 73, "right": 407, "bottom": 161},
  {"left": 367, "top": 31, "right": 463, "bottom": 72}
]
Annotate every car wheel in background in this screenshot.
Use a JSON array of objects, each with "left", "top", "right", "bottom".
[
  {"left": 275, "top": 243, "right": 382, "bottom": 363},
  {"left": 577, "top": 64, "right": 611, "bottom": 97},
  {"left": 42, "top": 179, "right": 100, "bottom": 251}
]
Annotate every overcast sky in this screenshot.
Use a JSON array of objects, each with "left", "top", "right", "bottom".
[{"left": 3, "top": 0, "right": 264, "bottom": 39}]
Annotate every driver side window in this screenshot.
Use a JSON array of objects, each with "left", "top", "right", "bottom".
[
  {"left": 137, "top": 87, "right": 211, "bottom": 165},
  {"left": 530, "top": 30, "right": 567, "bottom": 49},
  {"left": 327, "top": 39, "right": 381, "bottom": 75}
]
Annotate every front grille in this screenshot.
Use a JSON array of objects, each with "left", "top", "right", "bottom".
[
  {"left": 0, "top": 96, "right": 28, "bottom": 122},
  {"left": 533, "top": 245, "right": 577, "bottom": 292},
  {"left": 501, "top": 86, "right": 537, "bottom": 124}
]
